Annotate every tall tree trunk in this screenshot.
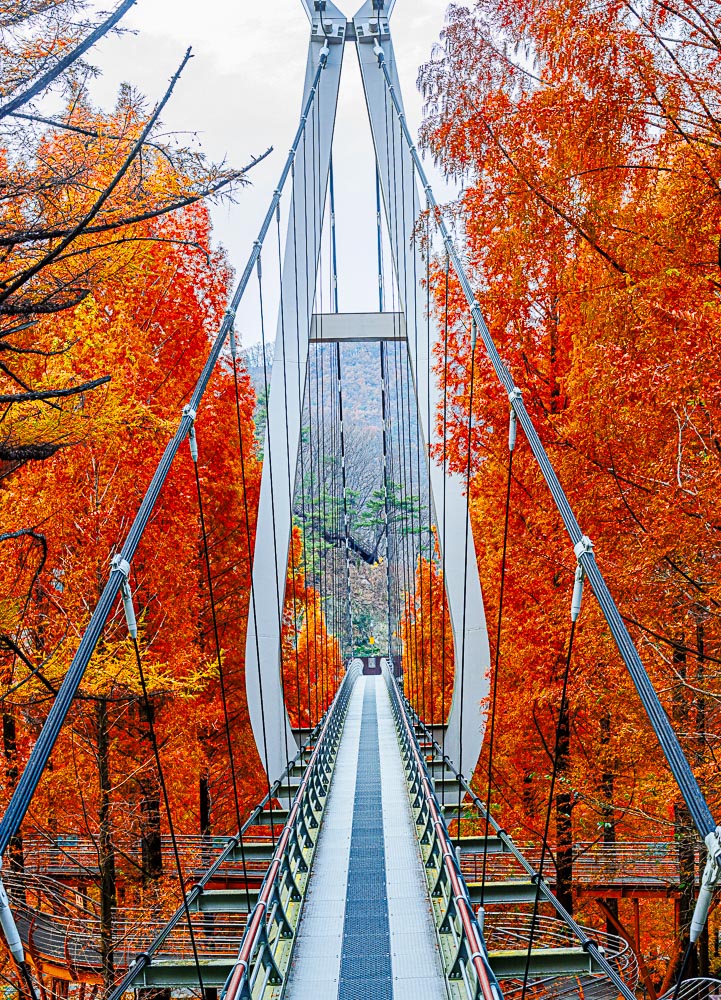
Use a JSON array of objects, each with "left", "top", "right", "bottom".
[
  {"left": 137, "top": 697, "right": 169, "bottom": 1000},
  {"left": 200, "top": 775, "right": 211, "bottom": 838},
  {"left": 672, "top": 639, "right": 698, "bottom": 977},
  {"left": 97, "top": 698, "right": 116, "bottom": 992},
  {"left": 3, "top": 710, "right": 25, "bottom": 900},
  {"left": 599, "top": 711, "right": 618, "bottom": 936},
  {"left": 140, "top": 699, "right": 162, "bottom": 885},
  {"left": 555, "top": 697, "right": 573, "bottom": 914}
]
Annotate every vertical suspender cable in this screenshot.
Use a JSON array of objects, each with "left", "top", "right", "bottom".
[
  {"left": 329, "top": 154, "right": 339, "bottom": 315},
  {"left": 191, "top": 446, "right": 252, "bottom": 906},
  {"left": 376, "top": 167, "right": 385, "bottom": 313},
  {"left": 480, "top": 432, "right": 515, "bottom": 900},
  {"left": 380, "top": 343, "right": 394, "bottom": 668},
  {"left": 520, "top": 618, "right": 578, "bottom": 1000},
  {"left": 336, "top": 345, "right": 354, "bottom": 657},
  {"left": 440, "top": 255, "right": 450, "bottom": 766},
  {"left": 275, "top": 198, "right": 305, "bottom": 739},
  {"left": 131, "top": 638, "right": 205, "bottom": 993}
]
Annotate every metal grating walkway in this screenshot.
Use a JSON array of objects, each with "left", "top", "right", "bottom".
[{"left": 284, "top": 675, "right": 446, "bottom": 1000}]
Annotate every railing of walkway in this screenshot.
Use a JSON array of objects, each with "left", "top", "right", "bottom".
[
  {"left": 100, "top": 705, "right": 329, "bottom": 999},
  {"left": 385, "top": 665, "right": 502, "bottom": 1000},
  {"left": 220, "top": 664, "right": 356, "bottom": 1000}
]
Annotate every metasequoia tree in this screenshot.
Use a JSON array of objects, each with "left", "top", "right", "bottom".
[
  {"left": 400, "top": 556, "right": 454, "bottom": 726},
  {"left": 418, "top": 0, "right": 720, "bottom": 978},
  {"left": 282, "top": 527, "right": 343, "bottom": 732}
]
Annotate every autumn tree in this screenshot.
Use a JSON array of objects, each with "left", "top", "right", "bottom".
[{"left": 0, "top": 194, "right": 269, "bottom": 990}]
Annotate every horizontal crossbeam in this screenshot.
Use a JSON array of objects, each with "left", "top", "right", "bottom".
[{"left": 309, "top": 311, "right": 406, "bottom": 343}]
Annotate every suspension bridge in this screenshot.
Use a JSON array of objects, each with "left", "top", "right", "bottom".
[{"left": 0, "top": 3, "right": 719, "bottom": 1000}]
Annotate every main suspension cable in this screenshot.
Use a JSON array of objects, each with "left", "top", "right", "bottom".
[
  {"left": 0, "top": 42, "right": 334, "bottom": 854},
  {"left": 372, "top": 36, "right": 716, "bottom": 841}
]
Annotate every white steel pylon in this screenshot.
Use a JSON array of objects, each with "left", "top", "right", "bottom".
[{"left": 245, "top": 0, "right": 490, "bottom": 785}]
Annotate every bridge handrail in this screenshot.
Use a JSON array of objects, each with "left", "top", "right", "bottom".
[
  {"left": 405, "top": 698, "right": 639, "bottom": 1000},
  {"left": 221, "top": 664, "right": 356, "bottom": 1000},
  {"left": 104, "top": 708, "right": 327, "bottom": 1000},
  {"left": 385, "top": 667, "right": 501, "bottom": 1000}
]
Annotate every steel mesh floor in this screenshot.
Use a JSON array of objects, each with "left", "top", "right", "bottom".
[
  {"left": 284, "top": 675, "right": 447, "bottom": 1000},
  {"left": 283, "top": 679, "right": 363, "bottom": 999},
  {"left": 338, "top": 680, "right": 393, "bottom": 1000}
]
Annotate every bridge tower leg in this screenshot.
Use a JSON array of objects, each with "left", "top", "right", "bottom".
[{"left": 244, "top": 2, "right": 346, "bottom": 784}]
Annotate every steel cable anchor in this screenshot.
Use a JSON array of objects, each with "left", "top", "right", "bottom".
[{"left": 690, "top": 826, "right": 721, "bottom": 943}]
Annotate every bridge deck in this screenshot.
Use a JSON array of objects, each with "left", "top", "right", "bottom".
[{"left": 285, "top": 675, "right": 446, "bottom": 1000}]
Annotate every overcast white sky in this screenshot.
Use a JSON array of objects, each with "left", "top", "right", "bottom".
[{"left": 88, "top": 1, "right": 456, "bottom": 340}]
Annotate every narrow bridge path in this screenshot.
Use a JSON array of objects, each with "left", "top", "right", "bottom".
[{"left": 285, "top": 675, "right": 446, "bottom": 1000}]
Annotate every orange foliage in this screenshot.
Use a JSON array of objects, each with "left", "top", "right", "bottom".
[
  {"left": 283, "top": 527, "right": 343, "bottom": 731},
  {"left": 400, "top": 557, "right": 454, "bottom": 726},
  {"left": 417, "top": 0, "right": 721, "bottom": 971},
  {"left": 0, "top": 200, "right": 267, "bottom": 850}
]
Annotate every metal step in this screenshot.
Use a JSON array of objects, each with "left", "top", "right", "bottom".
[
  {"left": 189, "top": 888, "right": 259, "bottom": 913},
  {"left": 424, "top": 760, "right": 459, "bottom": 779},
  {"left": 440, "top": 802, "right": 474, "bottom": 819},
  {"left": 489, "top": 946, "right": 599, "bottom": 978},
  {"left": 457, "top": 835, "right": 508, "bottom": 856},
  {"left": 135, "top": 959, "right": 234, "bottom": 989},
  {"left": 251, "top": 806, "right": 290, "bottom": 827},
  {"left": 231, "top": 840, "right": 275, "bottom": 863},
  {"left": 467, "top": 880, "right": 538, "bottom": 904},
  {"left": 432, "top": 777, "right": 463, "bottom": 801}
]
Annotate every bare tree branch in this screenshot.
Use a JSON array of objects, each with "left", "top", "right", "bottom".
[
  {"left": 0, "top": 47, "right": 194, "bottom": 305},
  {"left": 0, "top": 374, "right": 110, "bottom": 403},
  {"left": 0, "top": 0, "right": 137, "bottom": 121}
]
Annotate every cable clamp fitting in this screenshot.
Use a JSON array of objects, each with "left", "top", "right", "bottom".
[
  {"left": 373, "top": 39, "right": 385, "bottom": 63},
  {"left": 111, "top": 555, "right": 137, "bottom": 639},
  {"left": 0, "top": 859, "right": 25, "bottom": 964},
  {"left": 691, "top": 826, "right": 721, "bottom": 943},
  {"left": 319, "top": 41, "right": 330, "bottom": 65},
  {"left": 508, "top": 388, "right": 521, "bottom": 452},
  {"left": 571, "top": 536, "right": 593, "bottom": 622},
  {"left": 183, "top": 405, "right": 198, "bottom": 463},
  {"left": 573, "top": 535, "right": 594, "bottom": 560},
  {"left": 224, "top": 309, "right": 238, "bottom": 360}
]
